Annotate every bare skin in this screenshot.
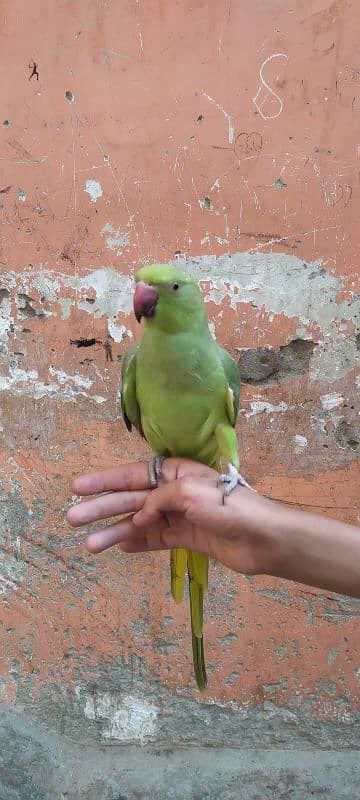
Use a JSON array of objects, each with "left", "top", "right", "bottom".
[{"left": 67, "top": 458, "right": 360, "bottom": 599}]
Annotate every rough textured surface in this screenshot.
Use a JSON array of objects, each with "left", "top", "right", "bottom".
[
  {"left": 0, "top": 0, "right": 359, "bottom": 796},
  {"left": 237, "top": 339, "right": 317, "bottom": 385},
  {"left": 1, "top": 705, "right": 360, "bottom": 800}
]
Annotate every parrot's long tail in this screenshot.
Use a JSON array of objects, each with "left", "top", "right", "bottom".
[{"left": 170, "top": 547, "right": 208, "bottom": 691}]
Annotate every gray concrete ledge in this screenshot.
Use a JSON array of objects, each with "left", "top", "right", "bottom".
[{"left": 1, "top": 705, "right": 359, "bottom": 800}]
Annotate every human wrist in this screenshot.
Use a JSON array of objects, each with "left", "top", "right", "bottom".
[
  {"left": 259, "top": 502, "right": 326, "bottom": 583},
  {"left": 229, "top": 490, "right": 286, "bottom": 576},
  {"left": 253, "top": 498, "right": 291, "bottom": 576}
]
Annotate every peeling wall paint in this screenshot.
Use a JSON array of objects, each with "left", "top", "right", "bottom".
[
  {"left": 0, "top": 0, "right": 359, "bottom": 783},
  {"left": 76, "top": 687, "right": 159, "bottom": 744},
  {"left": 0, "top": 364, "right": 106, "bottom": 404},
  {"left": 320, "top": 392, "right": 344, "bottom": 411},
  {"left": 0, "top": 552, "right": 27, "bottom": 597},
  {"left": 101, "top": 222, "right": 130, "bottom": 254},
  {"left": 84, "top": 179, "right": 103, "bottom": 203},
  {"left": 294, "top": 434, "right": 308, "bottom": 454},
  {"left": 178, "top": 253, "right": 359, "bottom": 382}
]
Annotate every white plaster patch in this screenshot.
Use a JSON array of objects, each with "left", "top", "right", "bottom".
[
  {"left": 74, "top": 267, "right": 134, "bottom": 318},
  {"left": 48, "top": 366, "right": 93, "bottom": 390},
  {"left": 328, "top": 646, "right": 340, "bottom": 665},
  {"left": 58, "top": 297, "right": 72, "bottom": 319},
  {"left": 3, "top": 254, "right": 359, "bottom": 389},
  {"left": 107, "top": 318, "right": 128, "bottom": 342},
  {"left": 245, "top": 400, "right": 288, "bottom": 418},
  {"left": 0, "top": 552, "right": 27, "bottom": 596},
  {"left": 85, "top": 179, "right": 103, "bottom": 203},
  {"left": 294, "top": 434, "right": 308, "bottom": 454},
  {"left": 310, "top": 413, "right": 327, "bottom": 434},
  {"left": 0, "top": 366, "right": 38, "bottom": 392},
  {"left": 101, "top": 222, "right": 130, "bottom": 254},
  {"left": 78, "top": 689, "right": 159, "bottom": 744},
  {"left": 0, "top": 294, "right": 12, "bottom": 354},
  {"left": 320, "top": 392, "right": 344, "bottom": 411},
  {"left": 4, "top": 266, "right": 134, "bottom": 332},
  {"left": 0, "top": 365, "right": 106, "bottom": 405},
  {"left": 31, "top": 273, "right": 60, "bottom": 301},
  {"left": 208, "top": 320, "right": 217, "bottom": 340}
]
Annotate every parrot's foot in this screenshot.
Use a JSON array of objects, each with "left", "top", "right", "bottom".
[
  {"left": 148, "top": 455, "right": 165, "bottom": 489},
  {"left": 218, "top": 463, "right": 255, "bottom": 504}
]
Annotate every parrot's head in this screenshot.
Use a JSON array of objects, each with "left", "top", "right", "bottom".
[{"left": 133, "top": 264, "right": 206, "bottom": 333}]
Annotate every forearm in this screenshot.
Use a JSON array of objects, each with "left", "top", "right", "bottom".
[{"left": 264, "top": 503, "right": 360, "bottom": 598}]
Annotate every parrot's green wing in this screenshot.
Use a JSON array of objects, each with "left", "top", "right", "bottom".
[
  {"left": 120, "top": 345, "right": 143, "bottom": 437},
  {"left": 214, "top": 348, "right": 241, "bottom": 471},
  {"left": 219, "top": 347, "right": 241, "bottom": 426}
]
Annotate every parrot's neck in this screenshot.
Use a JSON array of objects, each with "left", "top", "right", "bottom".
[
  {"left": 139, "top": 316, "right": 215, "bottom": 373},
  {"left": 142, "top": 313, "right": 212, "bottom": 340}
]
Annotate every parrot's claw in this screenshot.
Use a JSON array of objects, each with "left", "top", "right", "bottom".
[
  {"left": 148, "top": 454, "right": 165, "bottom": 489},
  {"left": 218, "top": 463, "right": 255, "bottom": 504}
]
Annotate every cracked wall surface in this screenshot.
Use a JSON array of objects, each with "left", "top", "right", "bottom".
[{"left": 0, "top": 1, "right": 359, "bottom": 798}]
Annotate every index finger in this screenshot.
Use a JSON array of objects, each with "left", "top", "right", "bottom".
[
  {"left": 72, "top": 461, "right": 153, "bottom": 496},
  {"left": 71, "top": 458, "right": 214, "bottom": 497}
]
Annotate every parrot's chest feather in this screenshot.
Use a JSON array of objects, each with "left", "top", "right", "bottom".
[{"left": 136, "top": 333, "right": 224, "bottom": 460}]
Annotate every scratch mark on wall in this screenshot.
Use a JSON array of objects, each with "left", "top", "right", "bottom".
[
  {"left": 252, "top": 53, "right": 288, "bottom": 120},
  {"left": 202, "top": 91, "right": 234, "bottom": 143},
  {"left": 91, "top": 130, "right": 147, "bottom": 259},
  {"left": 0, "top": 156, "right": 47, "bottom": 165},
  {"left": 172, "top": 144, "right": 188, "bottom": 182}
]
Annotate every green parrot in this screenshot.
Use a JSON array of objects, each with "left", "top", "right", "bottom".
[{"left": 120, "top": 263, "right": 251, "bottom": 690}]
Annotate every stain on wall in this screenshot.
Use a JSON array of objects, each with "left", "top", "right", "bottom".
[{"left": 0, "top": 0, "right": 359, "bottom": 795}]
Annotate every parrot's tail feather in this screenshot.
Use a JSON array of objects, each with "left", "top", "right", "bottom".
[
  {"left": 189, "top": 549, "right": 209, "bottom": 592},
  {"left": 191, "top": 631, "right": 207, "bottom": 692},
  {"left": 170, "top": 548, "right": 187, "bottom": 604},
  {"left": 170, "top": 547, "right": 208, "bottom": 689},
  {"left": 188, "top": 551, "right": 208, "bottom": 690},
  {"left": 188, "top": 552, "right": 204, "bottom": 637}
]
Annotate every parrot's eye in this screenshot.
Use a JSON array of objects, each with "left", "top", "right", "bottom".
[{"left": 171, "top": 282, "right": 180, "bottom": 292}]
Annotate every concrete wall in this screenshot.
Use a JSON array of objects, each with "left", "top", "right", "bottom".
[{"left": 0, "top": 1, "right": 359, "bottom": 797}]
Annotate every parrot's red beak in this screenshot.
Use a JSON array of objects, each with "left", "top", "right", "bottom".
[{"left": 133, "top": 281, "right": 158, "bottom": 323}]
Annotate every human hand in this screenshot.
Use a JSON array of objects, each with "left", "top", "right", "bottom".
[{"left": 67, "top": 458, "right": 274, "bottom": 576}]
